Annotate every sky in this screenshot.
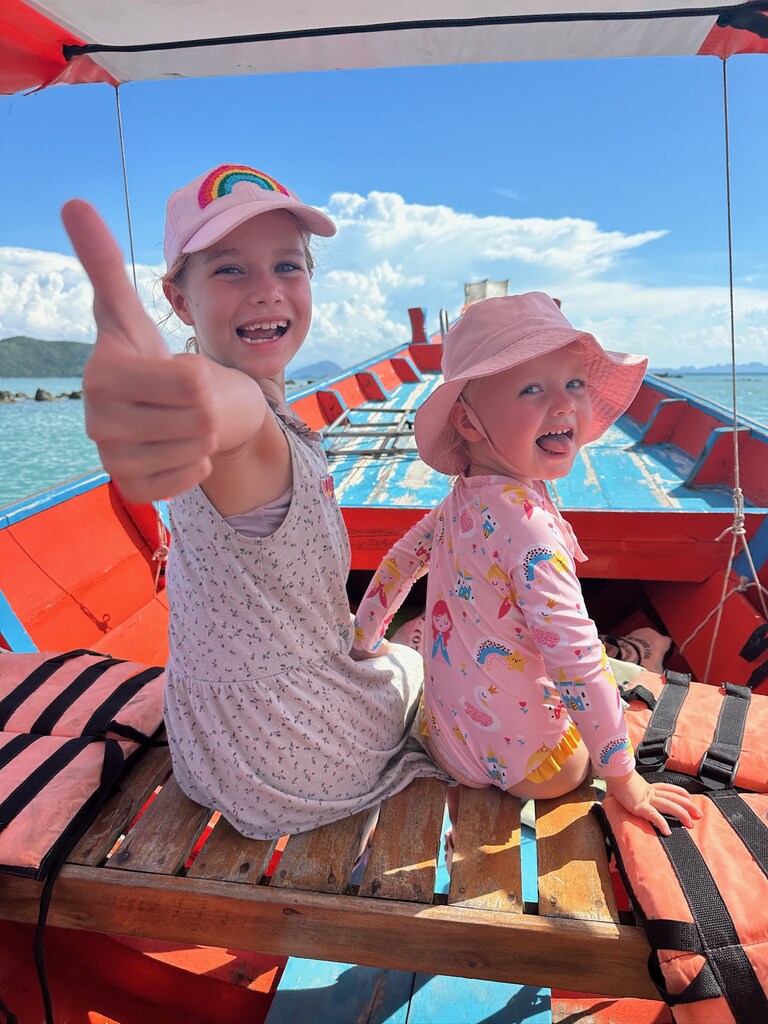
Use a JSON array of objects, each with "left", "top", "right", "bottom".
[{"left": 1, "top": 53, "right": 767, "bottom": 372}]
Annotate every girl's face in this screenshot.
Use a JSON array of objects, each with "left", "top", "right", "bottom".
[
  {"left": 164, "top": 210, "right": 312, "bottom": 381},
  {"left": 454, "top": 344, "right": 593, "bottom": 485}
]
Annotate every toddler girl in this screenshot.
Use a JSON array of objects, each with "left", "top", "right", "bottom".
[
  {"left": 61, "top": 164, "right": 445, "bottom": 839},
  {"left": 353, "top": 293, "right": 700, "bottom": 834}
]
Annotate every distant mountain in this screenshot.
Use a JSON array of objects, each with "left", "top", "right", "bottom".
[
  {"left": 652, "top": 361, "right": 768, "bottom": 375},
  {"left": 0, "top": 336, "right": 92, "bottom": 377},
  {"left": 1, "top": 339, "right": 344, "bottom": 383},
  {"left": 288, "top": 359, "right": 342, "bottom": 382}
]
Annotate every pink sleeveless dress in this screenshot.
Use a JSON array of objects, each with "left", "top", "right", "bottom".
[{"left": 163, "top": 407, "right": 445, "bottom": 839}]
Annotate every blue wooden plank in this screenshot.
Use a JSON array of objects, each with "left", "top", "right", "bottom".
[
  {"left": 0, "top": 470, "right": 108, "bottom": 529},
  {"left": 520, "top": 803, "right": 538, "bottom": 907},
  {"left": 735, "top": 514, "right": 768, "bottom": 576},
  {"left": 0, "top": 588, "right": 37, "bottom": 652},
  {"left": 265, "top": 958, "right": 413, "bottom": 1024},
  {"left": 408, "top": 973, "right": 551, "bottom": 1024}
]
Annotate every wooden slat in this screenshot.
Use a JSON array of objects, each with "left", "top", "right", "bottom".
[
  {"left": 359, "top": 778, "right": 447, "bottom": 902},
  {"left": 535, "top": 778, "right": 620, "bottom": 923},
  {"left": 107, "top": 775, "right": 212, "bottom": 875},
  {"left": 448, "top": 786, "right": 523, "bottom": 912},
  {"left": 0, "top": 866, "right": 657, "bottom": 998},
  {"left": 186, "top": 814, "right": 277, "bottom": 884},
  {"left": 68, "top": 744, "right": 172, "bottom": 866},
  {"left": 271, "top": 808, "right": 370, "bottom": 894}
]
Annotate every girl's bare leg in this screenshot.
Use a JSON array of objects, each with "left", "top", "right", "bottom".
[{"left": 505, "top": 741, "right": 590, "bottom": 800}]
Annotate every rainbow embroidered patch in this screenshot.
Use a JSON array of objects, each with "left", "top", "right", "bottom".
[{"left": 198, "top": 165, "right": 290, "bottom": 208}]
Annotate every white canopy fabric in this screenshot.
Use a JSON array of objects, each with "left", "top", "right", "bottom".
[{"left": 2, "top": 1, "right": 767, "bottom": 94}]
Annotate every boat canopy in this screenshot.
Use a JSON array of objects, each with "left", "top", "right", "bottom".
[{"left": 2, "top": 1, "right": 767, "bottom": 95}]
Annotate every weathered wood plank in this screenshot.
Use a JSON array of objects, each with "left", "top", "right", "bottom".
[
  {"left": 448, "top": 786, "right": 523, "bottom": 913},
  {"left": 535, "top": 779, "right": 619, "bottom": 923},
  {"left": 186, "top": 813, "right": 277, "bottom": 885},
  {"left": 0, "top": 866, "right": 657, "bottom": 998},
  {"left": 359, "top": 778, "right": 446, "bottom": 902},
  {"left": 271, "top": 809, "right": 370, "bottom": 894},
  {"left": 68, "top": 744, "right": 172, "bottom": 866},
  {"left": 107, "top": 775, "right": 212, "bottom": 875}
]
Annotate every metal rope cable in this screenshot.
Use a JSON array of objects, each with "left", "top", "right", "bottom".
[
  {"left": 681, "top": 59, "right": 768, "bottom": 681},
  {"left": 114, "top": 87, "right": 168, "bottom": 592}
]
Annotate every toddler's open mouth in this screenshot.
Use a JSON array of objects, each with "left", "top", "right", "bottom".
[
  {"left": 536, "top": 428, "right": 573, "bottom": 455},
  {"left": 237, "top": 319, "right": 289, "bottom": 343}
]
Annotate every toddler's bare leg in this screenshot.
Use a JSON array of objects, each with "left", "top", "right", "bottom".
[{"left": 504, "top": 741, "right": 590, "bottom": 801}]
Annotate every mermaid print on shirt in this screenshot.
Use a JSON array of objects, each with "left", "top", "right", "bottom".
[{"left": 431, "top": 599, "right": 453, "bottom": 665}]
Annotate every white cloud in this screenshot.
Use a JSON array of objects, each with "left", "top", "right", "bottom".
[{"left": 1, "top": 191, "right": 767, "bottom": 370}]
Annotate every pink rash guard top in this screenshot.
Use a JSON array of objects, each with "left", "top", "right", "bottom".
[{"left": 354, "top": 473, "right": 635, "bottom": 789}]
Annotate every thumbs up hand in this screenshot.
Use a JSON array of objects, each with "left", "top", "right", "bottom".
[{"left": 62, "top": 200, "right": 219, "bottom": 502}]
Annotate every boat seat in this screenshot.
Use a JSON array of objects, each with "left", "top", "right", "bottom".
[{"left": 0, "top": 743, "right": 658, "bottom": 1000}]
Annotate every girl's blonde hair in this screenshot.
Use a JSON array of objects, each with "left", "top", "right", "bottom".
[
  {"left": 443, "top": 377, "right": 484, "bottom": 475},
  {"left": 159, "top": 212, "right": 315, "bottom": 354}
]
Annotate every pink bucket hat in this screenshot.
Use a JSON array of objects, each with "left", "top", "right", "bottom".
[
  {"left": 163, "top": 163, "right": 336, "bottom": 269},
  {"left": 414, "top": 292, "right": 648, "bottom": 476}
]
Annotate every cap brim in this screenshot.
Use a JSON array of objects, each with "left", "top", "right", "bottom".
[{"left": 183, "top": 198, "right": 337, "bottom": 254}]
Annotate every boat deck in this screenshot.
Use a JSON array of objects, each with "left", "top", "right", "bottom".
[
  {"left": 316, "top": 367, "right": 761, "bottom": 515},
  {"left": 290, "top": 341, "right": 768, "bottom": 601},
  {"left": 0, "top": 739, "right": 658, "bottom": 1001}
]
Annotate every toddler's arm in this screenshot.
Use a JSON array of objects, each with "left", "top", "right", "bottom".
[
  {"left": 604, "top": 770, "right": 702, "bottom": 835},
  {"left": 351, "top": 508, "right": 438, "bottom": 656},
  {"left": 62, "top": 201, "right": 270, "bottom": 505}
]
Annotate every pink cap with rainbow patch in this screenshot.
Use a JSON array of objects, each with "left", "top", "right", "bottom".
[{"left": 163, "top": 163, "right": 336, "bottom": 269}]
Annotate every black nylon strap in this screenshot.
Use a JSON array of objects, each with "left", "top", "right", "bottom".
[
  {"left": 707, "top": 790, "right": 768, "bottom": 878},
  {"left": 659, "top": 824, "right": 768, "bottom": 1022},
  {"left": 29, "top": 658, "right": 127, "bottom": 736},
  {"left": 699, "top": 683, "right": 751, "bottom": 789},
  {"left": 0, "top": 651, "right": 103, "bottom": 730},
  {"left": 32, "top": 737, "right": 125, "bottom": 1024},
  {"left": 647, "top": 950, "right": 724, "bottom": 1006},
  {"left": 0, "top": 737, "right": 93, "bottom": 831},
  {"left": 635, "top": 671, "right": 691, "bottom": 774},
  {"left": 81, "top": 666, "right": 164, "bottom": 737},
  {"left": 644, "top": 917, "right": 701, "bottom": 954},
  {"left": 104, "top": 721, "right": 167, "bottom": 746},
  {"left": 0, "top": 734, "right": 39, "bottom": 772}
]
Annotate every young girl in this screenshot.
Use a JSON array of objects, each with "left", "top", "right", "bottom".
[
  {"left": 353, "top": 293, "right": 700, "bottom": 835},
  {"left": 61, "top": 163, "right": 446, "bottom": 839}
]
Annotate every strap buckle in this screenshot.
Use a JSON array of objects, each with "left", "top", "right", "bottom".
[
  {"left": 635, "top": 735, "right": 672, "bottom": 774},
  {"left": 698, "top": 747, "right": 739, "bottom": 789}
]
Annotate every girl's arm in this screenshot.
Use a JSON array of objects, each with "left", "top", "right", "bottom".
[
  {"left": 351, "top": 507, "right": 439, "bottom": 657},
  {"left": 63, "top": 201, "right": 287, "bottom": 512},
  {"left": 509, "top": 506, "right": 700, "bottom": 833}
]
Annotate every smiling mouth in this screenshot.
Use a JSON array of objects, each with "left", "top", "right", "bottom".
[
  {"left": 536, "top": 428, "right": 574, "bottom": 455},
  {"left": 236, "top": 319, "right": 289, "bottom": 344}
]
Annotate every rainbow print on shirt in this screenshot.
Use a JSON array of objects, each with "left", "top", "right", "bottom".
[{"left": 198, "top": 165, "right": 290, "bottom": 208}]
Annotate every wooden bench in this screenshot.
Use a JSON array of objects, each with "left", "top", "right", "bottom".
[{"left": 0, "top": 744, "right": 657, "bottom": 999}]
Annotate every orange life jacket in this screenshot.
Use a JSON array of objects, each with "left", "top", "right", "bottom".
[
  {"left": 595, "top": 790, "right": 768, "bottom": 1024},
  {"left": 0, "top": 648, "right": 165, "bottom": 877},
  {"left": 0, "top": 647, "right": 166, "bottom": 1024},
  {"left": 622, "top": 670, "right": 768, "bottom": 792}
]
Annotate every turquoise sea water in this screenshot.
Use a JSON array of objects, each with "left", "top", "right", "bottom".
[{"left": 1, "top": 372, "right": 766, "bottom": 510}]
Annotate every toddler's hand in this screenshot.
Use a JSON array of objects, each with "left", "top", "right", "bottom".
[
  {"left": 605, "top": 771, "right": 702, "bottom": 836},
  {"left": 61, "top": 200, "right": 219, "bottom": 503},
  {"left": 350, "top": 639, "right": 394, "bottom": 661}
]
